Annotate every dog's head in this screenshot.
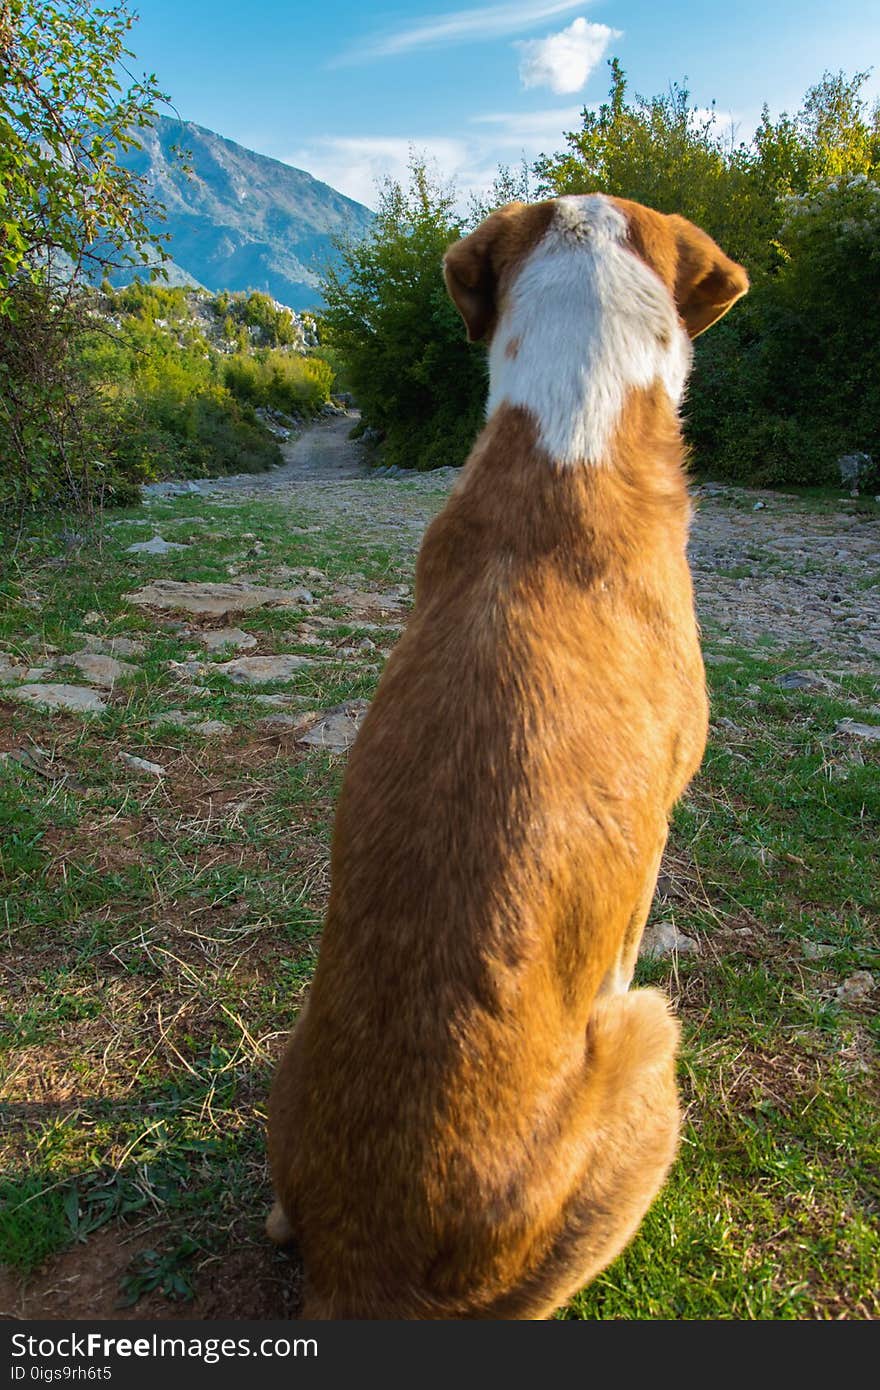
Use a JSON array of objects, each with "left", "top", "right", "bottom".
[{"left": 443, "top": 194, "right": 748, "bottom": 344}]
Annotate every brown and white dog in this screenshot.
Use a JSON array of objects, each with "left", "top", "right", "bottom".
[{"left": 267, "top": 194, "right": 748, "bottom": 1319}]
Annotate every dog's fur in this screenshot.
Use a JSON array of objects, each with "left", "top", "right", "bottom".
[{"left": 267, "top": 193, "right": 748, "bottom": 1319}]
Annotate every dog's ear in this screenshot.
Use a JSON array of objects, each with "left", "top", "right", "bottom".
[
  {"left": 443, "top": 204, "right": 524, "bottom": 343},
  {"left": 668, "top": 215, "right": 749, "bottom": 338}
]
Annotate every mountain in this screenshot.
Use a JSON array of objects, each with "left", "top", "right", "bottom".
[{"left": 116, "top": 116, "right": 373, "bottom": 309}]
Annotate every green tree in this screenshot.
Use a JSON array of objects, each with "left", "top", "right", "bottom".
[
  {"left": 0, "top": 0, "right": 168, "bottom": 516},
  {"left": 0, "top": 0, "right": 167, "bottom": 299},
  {"left": 688, "top": 175, "right": 880, "bottom": 485},
  {"left": 320, "top": 155, "right": 486, "bottom": 471}
]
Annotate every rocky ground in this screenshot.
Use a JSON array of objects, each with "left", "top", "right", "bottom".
[
  {"left": 145, "top": 411, "right": 880, "bottom": 669},
  {"left": 0, "top": 413, "right": 877, "bottom": 1321}
]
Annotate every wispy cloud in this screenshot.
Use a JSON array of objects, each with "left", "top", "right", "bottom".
[
  {"left": 470, "top": 105, "right": 586, "bottom": 145},
  {"left": 517, "top": 17, "right": 620, "bottom": 94},
  {"left": 288, "top": 136, "right": 475, "bottom": 209},
  {"left": 290, "top": 106, "right": 587, "bottom": 211},
  {"left": 332, "top": 1, "right": 587, "bottom": 66}
]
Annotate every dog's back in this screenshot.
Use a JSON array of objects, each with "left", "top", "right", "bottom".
[{"left": 267, "top": 195, "right": 747, "bottom": 1319}]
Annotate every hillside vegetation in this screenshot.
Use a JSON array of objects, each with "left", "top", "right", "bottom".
[
  {"left": 112, "top": 115, "right": 373, "bottom": 308},
  {"left": 2, "top": 280, "right": 335, "bottom": 517}
]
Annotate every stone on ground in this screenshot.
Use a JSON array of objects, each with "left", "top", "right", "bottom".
[
  {"left": 60, "top": 652, "right": 138, "bottom": 688},
  {"left": 119, "top": 752, "right": 166, "bottom": 776},
  {"left": 124, "top": 580, "right": 313, "bottom": 616},
  {"left": 149, "top": 709, "right": 197, "bottom": 729},
  {"left": 78, "top": 634, "right": 146, "bottom": 658},
  {"left": 639, "top": 921, "right": 701, "bottom": 959},
  {"left": 6, "top": 683, "right": 106, "bottom": 714},
  {"left": 126, "top": 535, "right": 190, "bottom": 555},
  {"left": 198, "top": 627, "right": 257, "bottom": 653},
  {"left": 834, "top": 718, "right": 880, "bottom": 741},
  {"left": 775, "top": 671, "right": 836, "bottom": 693},
  {"left": 214, "top": 654, "right": 312, "bottom": 685},
  {"left": 297, "top": 699, "right": 370, "bottom": 752},
  {"left": 836, "top": 971, "right": 875, "bottom": 1002}
]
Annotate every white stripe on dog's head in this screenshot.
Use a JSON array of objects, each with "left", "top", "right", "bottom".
[{"left": 486, "top": 194, "right": 691, "bottom": 467}]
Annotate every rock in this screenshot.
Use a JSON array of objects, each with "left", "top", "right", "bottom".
[
  {"left": 6, "top": 683, "right": 106, "bottom": 714},
  {"left": 119, "top": 752, "right": 166, "bottom": 776},
  {"left": 59, "top": 652, "right": 138, "bottom": 689},
  {"left": 214, "top": 654, "right": 313, "bottom": 685},
  {"left": 125, "top": 580, "right": 313, "bottom": 616},
  {"left": 297, "top": 698, "right": 370, "bottom": 752},
  {"left": 149, "top": 709, "right": 198, "bottom": 728},
  {"left": 834, "top": 719, "right": 880, "bottom": 741},
  {"left": 775, "top": 671, "right": 835, "bottom": 693},
  {"left": 0, "top": 746, "right": 49, "bottom": 772},
  {"left": 274, "top": 566, "right": 326, "bottom": 583},
  {"left": 167, "top": 660, "right": 204, "bottom": 678},
  {"left": 333, "top": 588, "right": 407, "bottom": 614},
  {"left": 126, "top": 535, "right": 190, "bottom": 555},
  {"left": 0, "top": 655, "right": 53, "bottom": 684},
  {"left": 78, "top": 634, "right": 146, "bottom": 658},
  {"left": 191, "top": 720, "right": 231, "bottom": 737},
  {"left": 257, "top": 713, "right": 315, "bottom": 731},
  {"left": 802, "top": 941, "right": 836, "bottom": 960},
  {"left": 836, "top": 971, "right": 875, "bottom": 1003},
  {"left": 712, "top": 716, "right": 746, "bottom": 736},
  {"left": 639, "top": 921, "right": 701, "bottom": 960},
  {"left": 142, "top": 480, "right": 203, "bottom": 498},
  {"left": 198, "top": 627, "right": 257, "bottom": 653},
  {"left": 252, "top": 693, "right": 299, "bottom": 708},
  {"left": 837, "top": 452, "right": 874, "bottom": 494}
]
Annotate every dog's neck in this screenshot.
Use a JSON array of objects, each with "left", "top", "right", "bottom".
[{"left": 485, "top": 195, "right": 693, "bottom": 468}]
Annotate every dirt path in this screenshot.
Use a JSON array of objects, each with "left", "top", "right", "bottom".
[
  {"left": 200, "top": 414, "right": 880, "bottom": 671},
  {"left": 199, "top": 410, "right": 369, "bottom": 491}
]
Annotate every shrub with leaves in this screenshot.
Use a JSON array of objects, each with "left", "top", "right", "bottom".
[
  {"left": 223, "top": 349, "right": 333, "bottom": 416},
  {"left": 687, "top": 175, "right": 880, "bottom": 485},
  {"left": 0, "top": 0, "right": 168, "bottom": 518},
  {"left": 321, "top": 157, "right": 487, "bottom": 472}
]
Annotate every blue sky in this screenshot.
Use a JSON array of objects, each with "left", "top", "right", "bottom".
[{"left": 128, "top": 0, "right": 880, "bottom": 208}]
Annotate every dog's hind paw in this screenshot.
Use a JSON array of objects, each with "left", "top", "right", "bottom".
[{"left": 265, "top": 1199, "right": 295, "bottom": 1247}]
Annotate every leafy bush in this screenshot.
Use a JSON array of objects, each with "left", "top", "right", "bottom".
[
  {"left": 0, "top": 0, "right": 168, "bottom": 518},
  {"left": 223, "top": 350, "right": 333, "bottom": 415},
  {"left": 320, "top": 158, "right": 487, "bottom": 471},
  {"left": 211, "top": 290, "right": 300, "bottom": 347},
  {"left": 687, "top": 176, "right": 880, "bottom": 485}
]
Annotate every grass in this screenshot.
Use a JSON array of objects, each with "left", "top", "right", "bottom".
[{"left": 0, "top": 474, "right": 877, "bottom": 1320}]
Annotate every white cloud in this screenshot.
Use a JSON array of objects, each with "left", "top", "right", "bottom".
[
  {"left": 290, "top": 109, "right": 590, "bottom": 213},
  {"left": 470, "top": 106, "right": 586, "bottom": 146},
  {"left": 333, "top": 0, "right": 586, "bottom": 66},
  {"left": 516, "top": 17, "right": 620, "bottom": 94},
  {"left": 288, "top": 136, "right": 473, "bottom": 209}
]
